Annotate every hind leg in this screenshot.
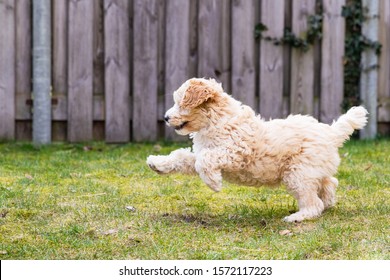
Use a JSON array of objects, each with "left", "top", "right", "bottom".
[
  {"left": 284, "top": 188, "right": 325, "bottom": 222},
  {"left": 283, "top": 173, "right": 325, "bottom": 222},
  {"left": 319, "top": 177, "right": 338, "bottom": 209}
]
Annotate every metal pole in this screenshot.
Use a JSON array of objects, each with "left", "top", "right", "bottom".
[
  {"left": 360, "top": 0, "right": 379, "bottom": 139},
  {"left": 33, "top": 0, "right": 51, "bottom": 144}
]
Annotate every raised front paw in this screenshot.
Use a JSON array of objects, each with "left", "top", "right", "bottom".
[{"left": 146, "top": 155, "right": 174, "bottom": 175}]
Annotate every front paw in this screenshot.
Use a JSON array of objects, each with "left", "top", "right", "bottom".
[
  {"left": 146, "top": 156, "right": 164, "bottom": 174},
  {"left": 146, "top": 155, "right": 173, "bottom": 174},
  {"left": 283, "top": 213, "right": 305, "bottom": 223},
  {"left": 147, "top": 162, "right": 163, "bottom": 174}
]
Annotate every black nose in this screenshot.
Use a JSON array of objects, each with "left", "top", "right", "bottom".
[{"left": 164, "top": 115, "right": 170, "bottom": 123}]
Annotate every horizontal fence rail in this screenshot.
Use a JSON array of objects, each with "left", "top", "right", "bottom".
[{"left": 0, "top": 0, "right": 389, "bottom": 142}]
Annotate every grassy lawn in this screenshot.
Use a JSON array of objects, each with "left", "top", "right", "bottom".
[{"left": 0, "top": 139, "right": 389, "bottom": 260}]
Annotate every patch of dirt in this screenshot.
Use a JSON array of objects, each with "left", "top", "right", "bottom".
[{"left": 162, "top": 213, "right": 210, "bottom": 226}]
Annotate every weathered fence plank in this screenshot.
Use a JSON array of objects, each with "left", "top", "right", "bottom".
[
  {"left": 104, "top": 0, "right": 130, "bottom": 143},
  {"left": 92, "top": 0, "right": 106, "bottom": 136},
  {"left": 0, "top": 0, "right": 16, "bottom": 140},
  {"left": 92, "top": 0, "right": 105, "bottom": 140},
  {"left": 133, "top": 0, "right": 158, "bottom": 141},
  {"left": 283, "top": 0, "right": 292, "bottom": 117},
  {"left": 198, "top": 0, "right": 218, "bottom": 80},
  {"left": 15, "top": 0, "right": 32, "bottom": 140},
  {"left": 52, "top": 0, "right": 70, "bottom": 144},
  {"left": 93, "top": 0, "right": 105, "bottom": 97},
  {"left": 321, "top": 0, "right": 346, "bottom": 124},
  {"left": 157, "top": 0, "right": 165, "bottom": 109},
  {"left": 259, "top": 0, "right": 285, "bottom": 119},
  {"left": 378, "top": 0, "right": 390, "bottom": 126},
  {"left": 198, "top": 0, "right": 231, "bottom": 91},
  {"left": 189, "top": 0, "right": 198, "bottom": 80},
  {"left": 68, "top": 0, "right": 94, "bottom": 142},
  {"left": 231, "top": 0, "right": 257, "bottom": 110},
  {"left": 1, "top": 0, "right": 390, "bottom": 142},
  {"left": 220, "top": 0, "right": 231, "bottom": 93},
  {"left": 290, "top": 0, "right": 315, "bottom": 115},
  {"left": 52, "top": 0, "right": 68, "bottom": 126},
  {"left": 15, "top": 0, "right": 32, "bottom": 121},
  {"left": 164, "top": 0, "right": 191, "bottom": 141}
]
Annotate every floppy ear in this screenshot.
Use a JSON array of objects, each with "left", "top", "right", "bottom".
[{"left": 180, "top": 80, "right": 217, "bottom": 109}]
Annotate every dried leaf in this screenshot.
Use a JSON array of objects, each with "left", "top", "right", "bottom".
[
  {"left": 346, "top": 185, "right": 359, "bottom": 191},
  {"left": 364, "top": 164, "right": 373, "bottom": 171},
  {"left": 25, "top": 174, "right": 33, "bottom": 180},
  {"left": 153, "top": 144, "right": 162, "bottom": 152},
  {"left": 102, "top": 229, "right": 118, "bottom": 235},
  {"left": 279, "top": 229, "right": 293, "bottom": 236},
  {"left": 125, "top": 206, "right": 136, "bottom": 212},
  {"left": 0, "top": 210, "right": 9, "bottom": 218}
]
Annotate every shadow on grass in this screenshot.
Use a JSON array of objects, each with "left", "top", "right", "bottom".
[{"left": 153, "top": 204, "right": 296, "bottom": 230}]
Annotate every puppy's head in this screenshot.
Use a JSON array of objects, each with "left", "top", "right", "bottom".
[{"left": 164, "top": 78, "right": 224, "bottom": 135}]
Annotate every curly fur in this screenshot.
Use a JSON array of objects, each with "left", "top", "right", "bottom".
[{"left": 147, "top": 78, "right": 368, "bottom": 222}]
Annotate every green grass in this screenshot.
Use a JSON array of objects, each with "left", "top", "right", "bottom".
[{"left": 0, "top": 139, "right": 389, "bottom": 260}]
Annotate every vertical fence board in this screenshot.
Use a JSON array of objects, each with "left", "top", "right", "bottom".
[
  {"left": 68, "top": 0, "right": 94, "bottom": 142},
  {"left": 321, "top": 0, "right": 346, "bottom": 124},
  {"left": 15, "top": 0, "right": 31, "bottom": 121},
  {"left": 104, "top": 0, "right": 130, "bottom": 143},
  {"left": 15, "top": 120, "right": 32, "bottom": 141},
  {"left": 93, "top": 0, "right": 105, "bottom": 96},
  {"left": 283, "top": 0, "right": 292, "bottom": 117},
  {"left": 189, "top": 0, "right": 198, "bottom": 79},
  {"left": 290, "top": 0, "right": 315, "bottom": 115},
  {"left": 220, "top": 0, "right": 231, "bottom": 92},
  {"left": 378, "top": 0, "right": 390, "bottom": 124},
  {"left": 198, "top": 0, "right": 231, "bottom": 90},
  {"left": 259, "top": 0, "right": 284, "bottom": 119},
  {"left": 53, "top": 0, "right": 67, "bottom": 95},
  {"left": 128, "top": 0, "right": 134, "bottom": 101},
  {"left": 52, "top": 0, "right": 68, "bottom": 127},
  {"left": 0, "top": 0, "right": 15, "bottom": 140},
  {"left": 133, "top": 0, "right": 158, "bottom": 141},
  {"left": 198, "top": 0, "right": 218, "bottom": 79},
  {"left": 2, "top": 1, "right": 390, "bottom": 142},
  {"left": 157, "top": 0, "right": 166, "bottom": 134},
  {"left": 52, "top": 0, "right": 68, "bottom": 141},
  {"left": 157, "top": 0, "right": 165, "bottom": 101},
  {"left": 231, "top": 0, "right": 257, "bottom": 110},
  {"left": 164, "top": 0, "right": 190, "bottom": 141},
  {"left": 15, "top": 0, "right": 32, "bottom": 140},
  {"left": 313, "top": 37, "right": 321, "bottom": 118},
  {"left": 93, "top": 0, "right": 105, "bottom": 139},
  {"left": 92, "top": 4, "right": 105, "bottom": 135}
]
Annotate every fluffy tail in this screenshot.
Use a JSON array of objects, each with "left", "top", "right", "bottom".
[{"left": 331, "top": 106, "right": 368, "bottom": 146}]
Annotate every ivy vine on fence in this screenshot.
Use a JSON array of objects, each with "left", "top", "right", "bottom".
[{"left": 254, "top": 0, "right": 382, "bottom": 111}]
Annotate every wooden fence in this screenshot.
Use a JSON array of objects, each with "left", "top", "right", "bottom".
[{"left": 0, "top": 0, "right": 389, "bottom": 142}]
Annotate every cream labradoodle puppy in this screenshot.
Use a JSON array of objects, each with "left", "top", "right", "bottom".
[{"left": 147, "top": 78, "right": 368, "bottom": 222}]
